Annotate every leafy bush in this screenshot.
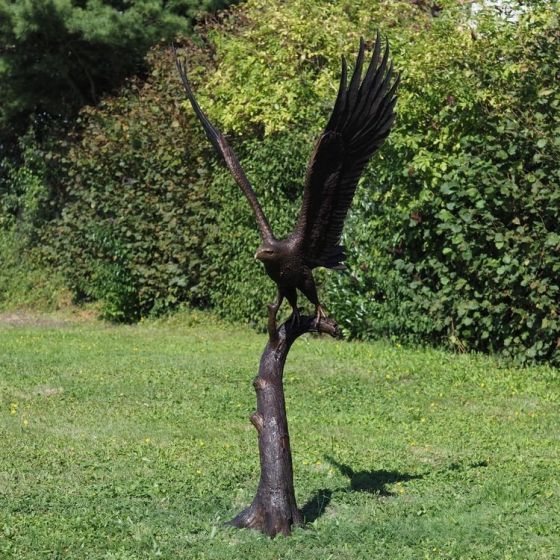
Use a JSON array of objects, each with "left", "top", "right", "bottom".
[
  {"left": 0, "top": 229, "right": 69, "bottom": 311},
  {"left": 191, "top": 0, "right": 560, "bottom": 364},
  {"left": 42, "top": 46, "right": 216, "bottom": 321},
  {"left": 325, "top": 3, "right": 560, "bottom": 365},
  {"left": 0, "top": 0, "right": 237, "bottom": 318},
  {"left": 0, "top": 129, "right": 54, "bottom": 237},
  {"left": 31, "top": 0, "right": 559, "bottom": 365},
  {"left": 0, "top": 119, "right": 71, "bottom": 312}
]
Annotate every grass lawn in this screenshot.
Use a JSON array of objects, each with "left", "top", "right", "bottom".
[{"left": 1, "top": 311, "right": 559, "bottom": 559}]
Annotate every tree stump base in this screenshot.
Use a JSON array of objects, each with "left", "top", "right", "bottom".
[{"left": 227, "top": 307, "right": 342, "bottom": 537}]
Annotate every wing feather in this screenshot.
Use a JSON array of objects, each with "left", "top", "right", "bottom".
[
  {"left": 294, "top": 36, "right": 399, "bottom": 268},
  {"left": 172, "top": 44, "right": 274, "bottom": 242}
]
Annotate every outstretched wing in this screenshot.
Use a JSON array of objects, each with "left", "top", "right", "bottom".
[
  {"left": 295, "top": 35, "right": 399, "bottom": 268},
  {"left": 172, "top": 44, "right": 274, "bottom": 242}
]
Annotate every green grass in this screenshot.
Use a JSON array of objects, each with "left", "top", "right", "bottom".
[{"left": 1, "top": 311, "right": 559, "bottom": 559}]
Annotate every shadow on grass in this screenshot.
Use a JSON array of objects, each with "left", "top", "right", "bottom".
[
  {"left": 301, "top": 456, "right": 424, "bottom": 524},
  {"left": 301, "top": 489, "right": 333, "bottom": 523},
  {"left": 301, "top": 456, "right": 489, "bottom": 524},
  {"left": 325, "top": 455, "right": 424, "bottom": 496}
]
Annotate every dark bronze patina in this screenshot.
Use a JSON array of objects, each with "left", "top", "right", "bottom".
[{"left": 173, "top": 35, "right": 398, "bottom": 537}]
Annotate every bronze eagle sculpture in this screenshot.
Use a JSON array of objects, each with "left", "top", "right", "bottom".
[{"left": 173, "top": 36, "right": 398, "bottom": 326}]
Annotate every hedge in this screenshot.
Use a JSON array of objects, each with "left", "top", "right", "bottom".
[{"left": 23, "top": 0, "right": 560, "bottom": 365}]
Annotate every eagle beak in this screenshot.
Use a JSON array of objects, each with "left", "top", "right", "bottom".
[{"left": 254, "top": 251, "right": 260, "bottom": 260}]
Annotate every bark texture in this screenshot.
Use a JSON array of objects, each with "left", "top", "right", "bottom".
[{"left": 228, "top": 305, "right": 342, "bottom": 537}]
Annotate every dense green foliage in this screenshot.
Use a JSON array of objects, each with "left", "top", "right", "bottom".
[
  {"left": 0, "top": 0, "right": 234, "bottom": 316},
  {"left": 43, "top": 47, "right": 217, "bottom": 321},
  {"left": 2, "top": 0, "right": 559, "bottom": 365},
  {"left": 188, "top": 1, "right": 560, "bottom": 363},
  {"left": 0, "top": 129, "right": 69, "bottom": 311},
  {"left": 197, "top": 0, "right": 559, "bottom": 364},
  {"left": 325, "top": 2, "right": 560, "bottom": 365},
  {"left": 1, "top": 315, "right": 559, "bottom": 558},
  {"left": 0, "top": 230, "right": 68, "bottom": 312},
  {"left": 0, "top": 0, "right": 232, "bottom": 144}
]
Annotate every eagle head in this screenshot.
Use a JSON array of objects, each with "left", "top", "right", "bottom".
[{"left": 254, "top": 241, "right": 279, "bottom": 262}]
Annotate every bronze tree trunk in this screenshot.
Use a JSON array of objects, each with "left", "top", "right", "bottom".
[{"left": 228, "top": 305, "right": 342, "bottom": 537}]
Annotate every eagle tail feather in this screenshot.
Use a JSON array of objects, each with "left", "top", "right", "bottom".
[{"left": 321, "top": 245, "right": 347, "bottom": 270}]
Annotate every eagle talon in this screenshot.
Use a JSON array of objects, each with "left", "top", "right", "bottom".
[
  {"left": 289, "top": 309, "right": 301, "bottom": 328},
  {"left": 314, "top": 305, "right": 327, "bottom": 327}
]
